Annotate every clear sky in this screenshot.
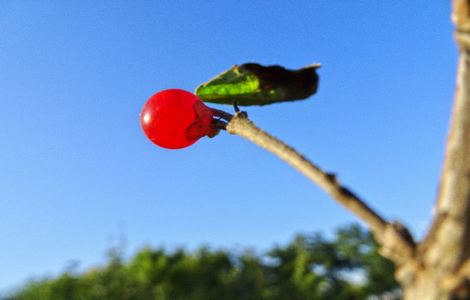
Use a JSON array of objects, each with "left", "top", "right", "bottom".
[{"left": 0, "top": 1, "right": 456, "bottom": 293}]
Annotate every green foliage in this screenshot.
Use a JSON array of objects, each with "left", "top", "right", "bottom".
[{"left": 4, "top": 224, "right": 398, "bottom": 300}]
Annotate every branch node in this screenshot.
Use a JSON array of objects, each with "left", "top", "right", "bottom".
[
  {"left": 236, "top": 111, "right": 248, "bottom": 119},
  {"left": 455, "top": 31, "right": 470, "bottom": 50},
  {"left": 325, "top": 172, "right": 338, "bottom": 184},
  {"left": 379, "top": 222, "right": 415, "bottom": 265}
]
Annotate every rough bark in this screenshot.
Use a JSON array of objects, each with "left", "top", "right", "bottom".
[{"left": 397, "top": 1, "right": 470, "bottom": 299}]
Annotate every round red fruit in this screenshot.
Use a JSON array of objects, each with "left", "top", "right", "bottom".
[{"left": 140, "top": 89, "right": 215, "bottom": 149}]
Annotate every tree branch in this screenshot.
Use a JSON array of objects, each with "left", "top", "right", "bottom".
[
  {"left": 421, "top": 0, "right": 470, "bottom": 277},
  {"left": 225, "top": 111, "right": 415, "bottom": 265}
]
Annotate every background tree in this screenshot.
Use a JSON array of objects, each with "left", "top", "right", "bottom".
[{"left": 3, "top": 224, "right": 397, "bottom": 300}]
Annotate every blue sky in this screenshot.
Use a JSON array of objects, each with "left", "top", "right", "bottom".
[{"left": 0, "top": 1, "right": 455, "bottom": 292}]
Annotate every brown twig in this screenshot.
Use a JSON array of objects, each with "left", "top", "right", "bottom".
[{"left": 225, "top": 111, "right": 415, "bottom": 264}]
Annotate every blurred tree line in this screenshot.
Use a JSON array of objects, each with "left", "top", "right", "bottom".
[{"left": 4, "top": 224, "right": 398, "bottom": 300}]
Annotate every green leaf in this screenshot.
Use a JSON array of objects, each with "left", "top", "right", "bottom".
[{"left": 195, "top": 63, "right": 320, "bottom": 106}]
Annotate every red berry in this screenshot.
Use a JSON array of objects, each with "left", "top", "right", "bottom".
[{"left": 140, "top": 89, "right": 215, "bottom": 149}]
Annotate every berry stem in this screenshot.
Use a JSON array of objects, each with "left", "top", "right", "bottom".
[{"left": 211, "top": 108, "right": 233, "bottom": 123}]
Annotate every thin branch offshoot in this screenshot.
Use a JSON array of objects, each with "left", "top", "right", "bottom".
[{"left": 225, "top": 111, "right": 415, "bottom": 265}]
